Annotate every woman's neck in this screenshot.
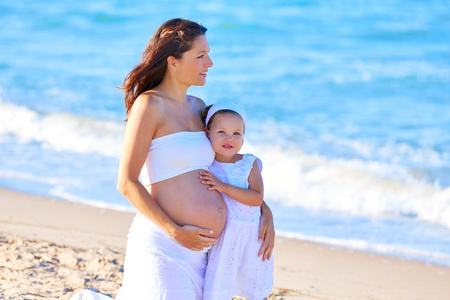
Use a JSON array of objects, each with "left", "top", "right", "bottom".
[{"left": 155, "top": 76, "right": 189, "bottom": 103}]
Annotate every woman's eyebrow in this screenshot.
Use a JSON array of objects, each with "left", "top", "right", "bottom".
[{"left": 197, "top": 48, "right": 210, "bottom": 54}]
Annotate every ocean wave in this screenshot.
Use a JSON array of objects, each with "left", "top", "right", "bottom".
[
  {"left": 2, "top": 100, "right": 449, "bottom": 228},
  {"left": 244, "top": 142, "right": 450, "bottom": 229},
  {"left": 0, "top": 100, "right": 124, "bottom": 157}
]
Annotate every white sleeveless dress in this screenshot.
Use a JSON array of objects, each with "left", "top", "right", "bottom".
[{"left": 203, "top": 154, "right": 274, "bottom": 300}]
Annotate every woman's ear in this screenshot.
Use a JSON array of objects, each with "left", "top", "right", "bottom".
[
  {"left": 167, "top": 56, "right": 177, "bottom": 71},
  {"left": 204, "top": 127, "right": 209, "bottom": 137}
]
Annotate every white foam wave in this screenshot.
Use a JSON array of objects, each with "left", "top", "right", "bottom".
[
  {"left": 0, "top": 100, "right": 124, "bottom": 157},
  {"left": 242, "top": 142, "right": 450, "bottom": 229}
]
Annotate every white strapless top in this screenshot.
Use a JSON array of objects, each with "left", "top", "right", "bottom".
[{"left": 140, "top": 131, "right": 215, "bottom": 185}]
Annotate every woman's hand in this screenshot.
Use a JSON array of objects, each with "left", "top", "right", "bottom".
[
  {"left": 258, "top": 202, "right": 275, "bottom": 261},
  {"left": 172, "top": 224, "right": 217, "bottom": 251},
  {"left": 199, "top": 171, "right": 226, "bottom": 193}
]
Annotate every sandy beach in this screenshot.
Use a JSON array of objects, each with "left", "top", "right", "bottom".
[{"left": 1, "top": 187, "right": 449, "bottom": 300}]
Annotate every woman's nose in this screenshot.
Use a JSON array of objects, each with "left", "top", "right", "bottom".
[{"left": 205, "top": 55, "right": 213, "bottom": 68}]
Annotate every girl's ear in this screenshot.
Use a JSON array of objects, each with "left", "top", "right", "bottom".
[
  {"left": 167, "top": 56, "right": 177, "bottom": 71},
  {"left": 204, "top": 127, "right": 209, "bottom": 137}
]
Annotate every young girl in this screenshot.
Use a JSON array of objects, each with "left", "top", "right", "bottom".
[{"left": 199, "top": 101, "right": 274, "bottom": 300}]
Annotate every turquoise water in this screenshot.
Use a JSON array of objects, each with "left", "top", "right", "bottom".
[{"left": 1, "top": 1, "right": 450, "bottom": 266}]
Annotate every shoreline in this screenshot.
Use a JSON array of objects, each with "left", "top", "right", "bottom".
[
  {"left": 3, "top": 185, "right": 448, "bottom": 268},
  {"left": 1, "top": 187, "right": 449, "bottom": 299}
]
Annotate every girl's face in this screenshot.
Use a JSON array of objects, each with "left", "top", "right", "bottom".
[
  {"left": 207, "top": 113, "right": 244, "bottom": 160},
  {"left": 174, "top": 35, "right": 213, "bottom": 87}
]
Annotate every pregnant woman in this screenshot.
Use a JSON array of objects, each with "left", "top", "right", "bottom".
[{"left": 71, "top": 18, "right": 274, "bottom": 300}]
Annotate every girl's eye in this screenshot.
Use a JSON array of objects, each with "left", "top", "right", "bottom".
[
  {"left": 218, "top": 130, "right": 225, "bottom": 134},
  {"left": 233, "top": 132, "right": 241, "bottom": 136}
]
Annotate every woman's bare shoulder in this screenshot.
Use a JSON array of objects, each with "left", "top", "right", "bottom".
[
  {"left": 130, "top": 91, "right": 167, "bottom": 118},
  {"left": 187, "top": 94, "right": 207, "bottom": 110},
  {"left": 137, "top": 90, "right": 167, "bottom": 106}
]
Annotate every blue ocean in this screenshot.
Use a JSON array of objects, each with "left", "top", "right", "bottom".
[{"left": 1, "top": 1, "right": 449, "bottom": 266}]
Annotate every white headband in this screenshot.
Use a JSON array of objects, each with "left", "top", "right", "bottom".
[{"left": 205, "top": 101, "right": 248, "bottom": 130}]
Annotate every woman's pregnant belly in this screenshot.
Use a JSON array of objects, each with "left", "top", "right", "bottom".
[{"left": 148, "top": 169, "right": 227, "bottom": 238}]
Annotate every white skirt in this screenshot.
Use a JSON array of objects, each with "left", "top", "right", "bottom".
[
  {"left": 203, "top": 217, "right": 274, "bottom": 300},
  {"left": 117, "top": 213, "right": 208, "bottom": 300},
  {"left": 71, "top": 213, "right": 208, "bottom": 300}
]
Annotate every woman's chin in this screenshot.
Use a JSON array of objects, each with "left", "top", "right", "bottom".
[{"left": 194, "top": 78, "right": 207, "bottom": 86}]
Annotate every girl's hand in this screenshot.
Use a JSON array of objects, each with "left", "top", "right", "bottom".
[
  {"left": 258, "top": 202, "right": 275, "bottom": 261},
  {"left": 199, "top": 171, "right": 225, "bottom": 193},
  {"left": 172, "top": 225, "right": 217, "bottom": 251}
]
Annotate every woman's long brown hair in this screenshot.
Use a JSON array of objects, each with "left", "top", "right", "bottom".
[{"left": 120, "top": 18, "right": 207, "bottom": 116}]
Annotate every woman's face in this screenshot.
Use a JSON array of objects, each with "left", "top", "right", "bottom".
[{"left": 175, "top": 35, "right": 213, "bottom": 86}]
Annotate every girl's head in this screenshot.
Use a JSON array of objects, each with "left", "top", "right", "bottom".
[
  {"left": 201, "top": 102, "right": 248, "bottom": 158},
  {"left": 122, "top": 18, "right": 209, "bottom": 115}
]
